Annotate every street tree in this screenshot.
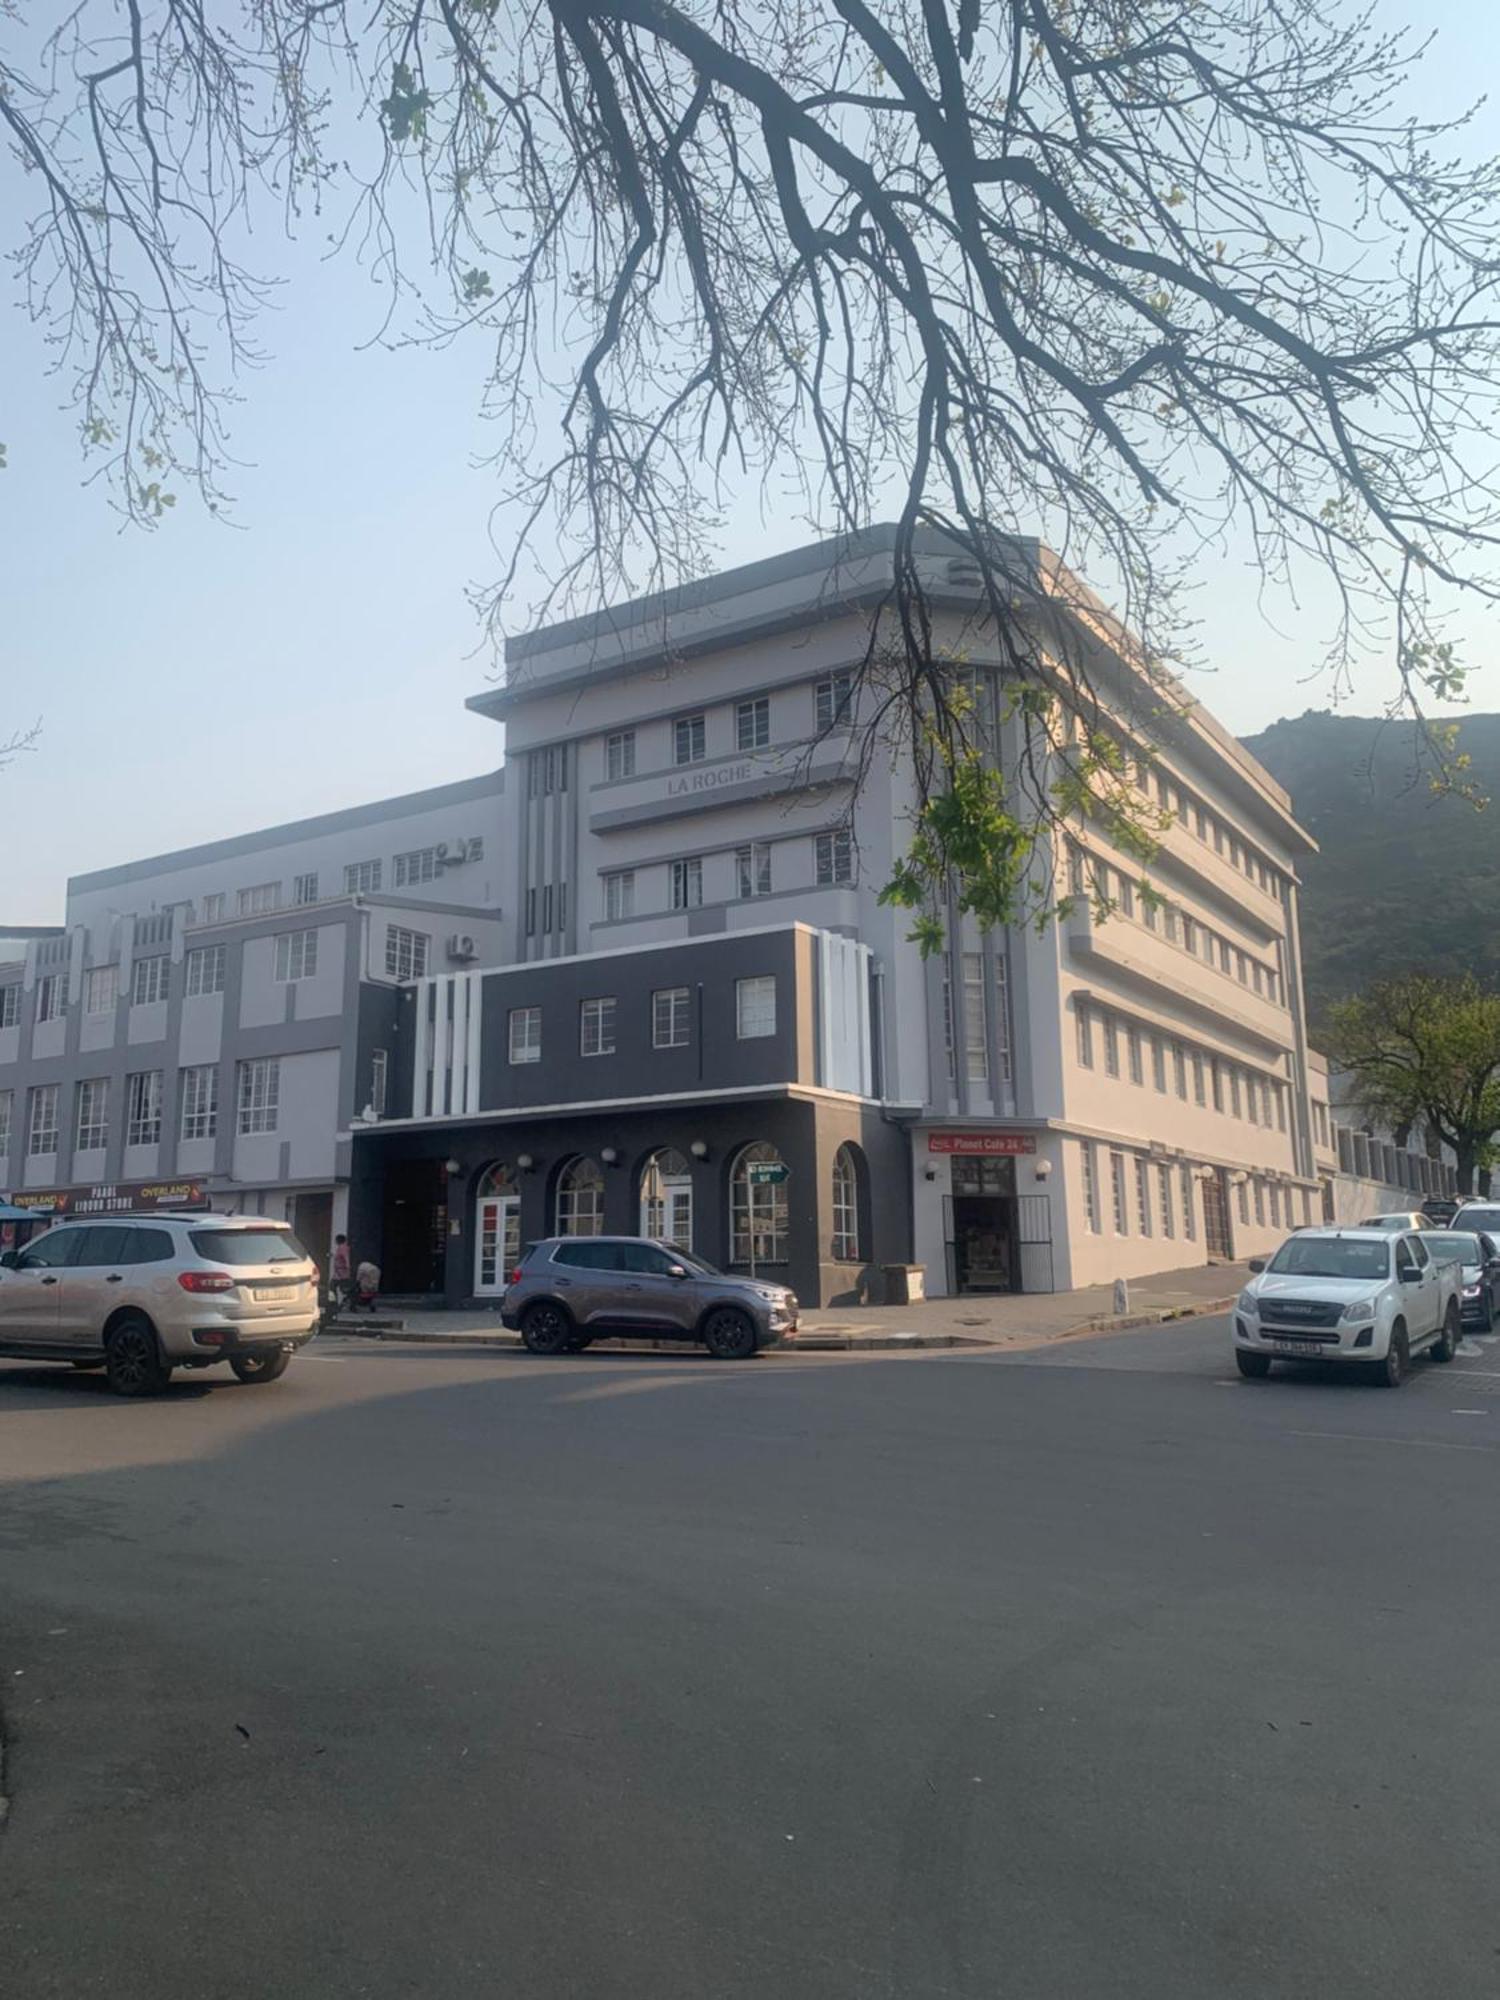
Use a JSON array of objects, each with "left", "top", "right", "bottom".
[
  {"left": 1327, "top": 974, "right": 1500, "bottom": 1196},
  {"left": 5, "top": 2, "right": 1500, "bottom": 931}
]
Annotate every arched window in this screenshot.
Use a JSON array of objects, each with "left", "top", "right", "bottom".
[
  {"left": 556, "top": 1157, "right": 605, "bottom": 1236},
  {"left": 730, "top": 1142, "right": 788, "bottom": 1265},
  {"left": 474, "top": 1162, "right": 520, "bottom": 1296},
  {"left": 640, "top": 1148, "right": 693, "bottom": 1247},
  {"left": 831, "top": 1145, "right": 860, "bottom": 1261}
]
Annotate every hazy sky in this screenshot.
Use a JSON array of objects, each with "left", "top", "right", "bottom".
[{"left": 3, "top": 0, "right": 1497, "bottom": 924}]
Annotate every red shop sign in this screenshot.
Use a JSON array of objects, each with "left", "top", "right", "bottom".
[{"left": 927, "top": 1132, "right": 1036, "bottom": 1156}]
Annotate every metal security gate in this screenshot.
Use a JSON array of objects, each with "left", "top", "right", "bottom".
[
  {"left": 942, "top": 1189, "right": 1054, "bottom": 1293},
  {"left": 1015, "top": 1193, "right": 1054, "bottom": 1294},
  {"left": 1203, "top": 1169, "right": 1233, "bottom": 1260}
]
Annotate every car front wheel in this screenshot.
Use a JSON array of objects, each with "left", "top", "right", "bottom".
[
  {"left": 1235, "top": 1349, "right": 1272, "bottom": 1380},
  {"left": 701, "top": 1307, "right": 757, "bottom": 1360},
  {"left": 1376, "top": 1325, "right": 1409, "bottom": 1388},
  {"left": 521, "top": 1301, "right": 576, "bottom": 1355}
]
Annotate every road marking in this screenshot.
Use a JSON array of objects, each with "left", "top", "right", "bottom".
[
  {"left": 1450, "top": 1409, "right": 1488, "bottom": 1417},
  {"left": 1291, "top": 1429, "right": 1495, "bottom": 1454}
]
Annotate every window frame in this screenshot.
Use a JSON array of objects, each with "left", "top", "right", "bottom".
[
  {"left": 673, "top": 712, "right": 707, "bottom": 766},
  {"left": 670, "top": 856, "right": 703, "bottom": 911},
  {"left": 75, "top": 1077, "right": 109, "bottom": 1152},
  {"left": 125, "top": 1069, "right": 163, "bottom": 1147},
  {"left": 605, "top": 729, "right": 636, "bottom": 781},
  {"left": 185, "top": 943, "right": 227, "bottom": 997},
  {"left": 579, "top": 996, "right": 617, "bottom": 1058},
  {"left": 508, "top": 1006, "right": 542, "bottom": 1065},
  {"left": 83, "top": 964, "right": 118, "bottom": 1015},
  {"left": 814, "top": 672, "right": 853, "bottom": 733},
  {"left": 292, "top": 871, "right": 319, "bottom": 907},
  {"left": 384, "top": 926, "right": 431, "bottom": 982},
  {"left": 273, "top": 928, "right": 319, "bottom": 983},
  {"left": 178, "top": 1063, "right": 219, "bottom": 1142},
  {"left": 236, "top": 1056, "right": 280, "bottom": 1136},
  {"left": 131, "top": 954, "right": 170, "bottom": 1007},
  {"left": 814, "top": 828, "right": 854, "bottom": 886},
  {"left": 344, "top": 859, "right": 382, "bottom": 895},
  {"left": 735, "top": 841, "right": 773, "bottom": 900},
  {"left": 652, "top": 986, "right": 691, "bottom": 1049},
  {"left": 735, "top": 974, "right": 777, "bottom": 1040},
  {"left": 735, "top": 696, "right": 770, "bottom": 752}
]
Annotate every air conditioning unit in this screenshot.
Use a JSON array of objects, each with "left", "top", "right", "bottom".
[
  {"left": 447, "top": 933, "right": 478, "bottom": 962},
  {"left": 434, "top": 841, "right": 450, "bottom": 861},
  {"left": 441, "top": 835, "right": 468, "bottom": 866}
]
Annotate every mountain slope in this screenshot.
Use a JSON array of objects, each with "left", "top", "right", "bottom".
[{"left": 1240, "top": 711, "right": 1500, "bottom": 1025}]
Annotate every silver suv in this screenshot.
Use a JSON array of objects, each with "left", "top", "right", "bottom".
[
  {"left": 0, "top": 1212, "right": 319, "bottom": 1396},
  {"left": 501, "top": 1238, "right": 798, "bottom": 1359}
]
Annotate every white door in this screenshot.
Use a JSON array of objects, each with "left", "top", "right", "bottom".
[
  {"left": 641, "top": 1177, "right": 693, "bottom": 1251},
  {"left": 475, "top": 1196, "right": 520, "bottom": 1296}
]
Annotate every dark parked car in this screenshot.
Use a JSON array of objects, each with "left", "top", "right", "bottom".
[
  {"left": 1420, "top": 1198, "right": 1462, "bottom": 1227},
  {"left": 1421, "top": 1229, "right": 1500, "bottom": 1332},
  {"left": 501, "top": 1237, "right": 799, "bottom": 1359}
]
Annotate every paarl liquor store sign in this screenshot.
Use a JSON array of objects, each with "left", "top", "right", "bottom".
[
  {"left": 1, "top": 1179, "right": 211, "bottom": 1216},
  {"left": 927, "top": 1132, "right": 1036, "bottom": 1156}
]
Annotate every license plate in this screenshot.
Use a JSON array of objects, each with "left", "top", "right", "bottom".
[
  {"left": 252, "top": 1286, "right": 290, "bottom": 1303},
  {"left": 1270, "top": 1339, "right": 1318, "bottom": 1355}
]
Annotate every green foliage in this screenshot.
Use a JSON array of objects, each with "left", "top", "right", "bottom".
[
  {"left": 381, "top": 65, "right": 434, "bottom": 145},
  {"left": 1245, "top": 711, "right": 1500, "bottom": 1024},
  {"left": 1326, "top": 972, "right": 1500, "bottom": 1179}
]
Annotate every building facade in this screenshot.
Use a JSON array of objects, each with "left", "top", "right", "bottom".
[
  {"left": 348, "top": 527, "right": 1334, "bottom": 1305},
  {"left": 0, "top": 772, "right": 505, "bottom": 1267}
]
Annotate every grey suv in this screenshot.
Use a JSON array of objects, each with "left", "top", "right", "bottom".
[
  {"left": 501, "top": 1238, "right": 798, "bottom": 1359},
  {"left": 0, "top": 1212, "right": 319, "bottom": 1396}
]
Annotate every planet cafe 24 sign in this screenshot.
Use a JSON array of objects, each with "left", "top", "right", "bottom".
[
  {"left": 927, "top": 1132, "right": 1036, "bottom": 1156},
  {"left": 1, "top": 1180, "right": 210, "bottom": 1216}
]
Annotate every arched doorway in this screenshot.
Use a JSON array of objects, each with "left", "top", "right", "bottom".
[
  {"left": 729, "top": 1141, "right": 789, "bottom": 1270},
  {"left": 474, "top": 1163, "right": 519, "bottom": 1297},
  {"left": 831, "top": 1143, "right": 863, "bottom": 1262},
  {"left": 555, "top": 1156, "right": 605, "bottom": 1236},
  {"left": 639, "top": 1148, "right": 693, "bottom": 1248}
]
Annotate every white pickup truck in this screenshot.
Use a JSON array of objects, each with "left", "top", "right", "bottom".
[{"left": 1234, "top": 1227, "right": 1463, "bottom": 1386}]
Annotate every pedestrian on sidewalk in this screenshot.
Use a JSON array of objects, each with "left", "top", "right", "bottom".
[
  {"left": 354, "top": 1257, "right": 381, "bottom": 1314},
  {"left": 330, "top": 1233, "right": 351, "bottom": 1314}
]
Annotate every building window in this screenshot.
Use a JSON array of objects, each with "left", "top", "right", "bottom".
[
  {"left": 736, "top": 697, "right": 770, "bottom": 752},
  {"left": 274, "top": 929, "right": 319, "bottom": 982},
  {"left": 736, "top": 842, "right": 773, "bottom": 900},
  {"left": 942, "top": 973, "right": 955, "bottom": 1081},
  {"left": 1103, "top": 1013, "right": 1120, "bottom": 1079},
  {"left": 962, "top": 952, "right": 988, "bottom": 1083},
  {"left": 393, "top": 848, "right": 440, "bottom": 888},
  {"left": 528, "top": 745, "right": 568, "bottom": 797},
  {"left": 1081, "top": 1143, "right": 1101, "bottom": 1233},
  {"left": 1181, "top": 1165, "right": 1197, "bottom": 1240},
  {"left": 1117, "top": 875, "right": 1135, "bottom": 919},
  {"left": 0, "top": 1091, "right": 10, "bottom": 1155},
  {"left": 179, "top": 1064, "right": 219, "bottom": 1142},
  {"left": 605, "top": 730, "right": 636, "bottom": 781},
  {"left": 1142, "top": 894, "right": 1158, "bottom": 932},
  {"left": 1151, "top": 1036, "right": 1167, "bottom": 1093},
  {"left": 1173, "top": 1043, "right": 1187, "bottom": 1098},
  {"left": 1127, "top": 1025, "right": 1143, "bottom": 1086},
  {"left": 730, "top": 1142, "right": 789, "bottom": 1263},
  {"left": 653, "top": 986, "right": 691, "bottom": 1049},
  {"left": 84, "top": 965, "right": 118, "bottom": 1015},
  {"left": 673, "top": 713, "right": 706, "bottom": 765},
  {"left": 1210, "top": 1059, "right": 1224, "bottom": 1113},
  {"left": 1067, "top": 844, "right": 1087, "bottom": 899},
  {"left": 736, "top": 975, "right": 777, "bottom": 1039},
  {"left": 542, "top": 885, "right": 554, "bottom": 934},
  {"left": 1076, "top": 998, "right": 1093, "bottom": 1069},
  {"left": 371, "top": 1049, "right": 388, "bottom": 1118},
  {"left": 1253, "top": 1178, "right": 1266, "bottom": 1226},
  {"left": 384, "top": 927, "right": 430, "bottom": 981},
  {"left": 125, "top": 1070, "right": 163, "bottom": 1147},
  {"left": 0, "top": 984, "right": 16, "bottom": 1030},
  {"left": 1276, "top": 1085, "right": 1287, "bottom": 1133},
  {"left": 345, "top": 859, "right": 382, "bottom": 895},
  {"left": 831, "top": 1145, "right": 861, "bottom": 1261},
  {"left": 1158, "top": 1164, "right": 1175, "bottom": 1239},
  {"left": 1192, "top": 1052, "right": 1206, "bottom": 1106},
  {"left": 1229, "top": 1068, "right": 1242, "bottom": 1119},
  {"left": 131, "top": 954, "right": 170, "bottom": 1006},
  {"left": 1181, "top": 915, "right": 1196, "bottom": 956},
  {"left": 1236, "top": 951, "right": 1249, "bottom": 985},
  {"left": 815, "top": 829, "right": 853, "bottom": 886},
  {"left": 525, "top": 888, "right": 536, "bottom": 937},
  {"left": 185, "top": 944, "right": 226, "bottom": 997},
  {"left": 75, "top": 1078, "right": 109, "bottom": 1152},
  {"left": 293, "top": 872, "right": 319, "bottom": 906},
  {"left": 1109, "top": 1150, "right": 1129, "bottom": 1235},
  {"left": 1135, "top": 1156, "right": 1153, "bottom": 1236},
  {"left": 671, "top": 857, "right": 703, "bottom": 910},
  {"left": 238, "top": 883, "right": 281, "bottom": 916},
  {"left": 201, "top": 893, "right": 226, "bottom": 923},
  {"left": 507, "top": 1006, "right": 543, "bottom": 1066},
  {"left": 27, "top": 1084, "right": 59, "bottom": 1156},
  {"left": 580, "top": 996, "right": 617, "bottom": 1057},
  {"left": 1236, "top": 1178, "right": 1250, "bottom": 1225},
  {"left": 35, "top": 973, "right": 66, "bottom": 1024},
  {"left": 1218, "top": 937, "right": 1232, "bottom": 974},
  {"left": 237, "top": 1057, "right": 279, "bottom": 1135},
  {"left": 603, "top": 871, "right": 635, "bottom": 922},
  {"left": 993, "top": 959, "right": 1013, "bottom": 1084},
  {"left": 639, "top": 1148, "right": 693, "bottom": 1246},
  {"left": 814, "top": 673, "right": 853, "bottom": 732},
  {"left": 556, "top": 1157, "right": 605, "bottom": 1236}
]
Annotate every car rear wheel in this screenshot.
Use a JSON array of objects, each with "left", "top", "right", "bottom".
[
  {"left": 1376, "top": 1325, "right": 1409, "bottom": 1388},
  {"left": 1432, "top": 1302, "right": 1460, "bottom": 1364},
  {"left": 105, "top": 1315, "right": 172, "bottom": 1397},
  {"left": 1235, "top": 1349, "right": 1272, "bottom": 1380},
  {"left": 230, "top": 1348, "right": 292, "bottom": 1384},
  {"left": 521, "top": 1301, "right": 575, "bottom": 1355},
  {"left": 702, "top": 1307, "right": 757, "bottom": 1360}
]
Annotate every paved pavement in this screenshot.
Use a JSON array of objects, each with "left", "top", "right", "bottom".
[{"left": 4, "top": 1320, "right": 1500, "bottom": 1997}]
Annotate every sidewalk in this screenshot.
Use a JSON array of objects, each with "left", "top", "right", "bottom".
[{"left": 325, "top": 1260, "right": 1247, "bottom": 1354}]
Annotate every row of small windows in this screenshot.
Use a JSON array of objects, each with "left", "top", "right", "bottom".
[
  {"left": 556, "top": 676, "right": 860, "bottom": 793},
  {"left": 8, "top": 925, "right": 430, "bottom": 1023},
  {"left": 600, "top": 831, "right": 853, "bottom": 922},
  {"left": 1068, "top": 848, "right": 1284, "bottom": 1005},
  {"left": 1081, "top": 1146, "right": 1310, "bottom": 1242},
  {"left": 507, "top": 976, "right": 778, "bottom": 1065},
  {"left": 106, "top": 841, "right": 486, "bottom": 930},
  {"left": 0, "top": 1057, "right": 286, "bottom": 1159},
  {"left": 1076, "top": 997, "right": 1289, "bottom": 1132}
]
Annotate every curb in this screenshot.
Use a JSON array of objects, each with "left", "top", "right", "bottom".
[
  {"left": 1049, "top": 1296, "right": 1239, "bottom": 1343},
  {"left": 318, "top": 1325, "right": 976, "bottom": 1355}
]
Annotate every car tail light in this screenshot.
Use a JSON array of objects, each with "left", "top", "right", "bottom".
[
  {"left": 509, "top": 1265, "right": 524, "bottom": 1286},
  {"left": 178, "top": 1270, "right": 236, "bottom": 1293}
]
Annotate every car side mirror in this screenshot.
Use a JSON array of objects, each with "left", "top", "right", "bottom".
[
  {"left": 1247, "top": 1257, "right": 1266, "bottom": 1274},
  {"left": 667, "top": 1264, "right": 689, "bottom": 1280},
  {"left": 0, "top": 1249, "right": 16, "bottom": 1269}
]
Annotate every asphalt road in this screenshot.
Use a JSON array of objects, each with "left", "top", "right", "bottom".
[{"left": 4, "top": 1317, "right": 1500, "bottom": 1999}]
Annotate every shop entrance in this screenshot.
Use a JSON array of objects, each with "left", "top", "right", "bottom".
[
  {"left": 381, "top": 1158, "right": 448, "bottom": 1294},
  {"left": 946, "top": 1155, "right": 1021, "bottom": 1294}
]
